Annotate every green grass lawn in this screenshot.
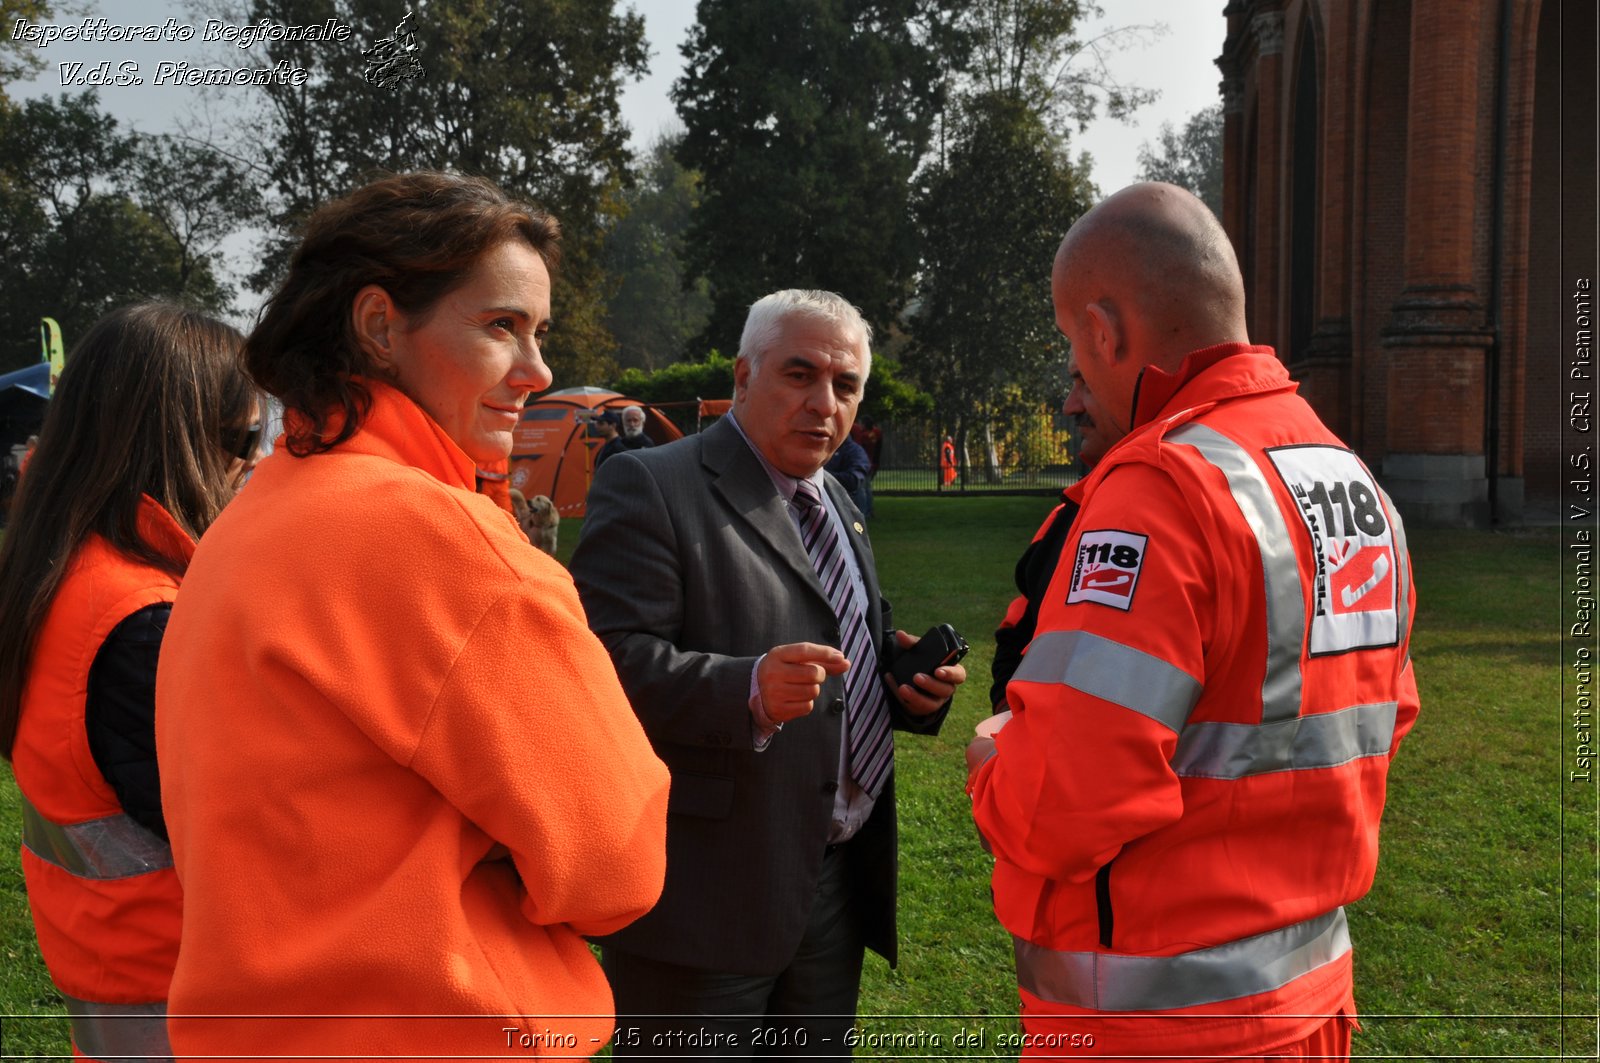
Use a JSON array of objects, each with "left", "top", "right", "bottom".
[{"left": 2, "top": 499, "right": 1587, "bottom": 1058}]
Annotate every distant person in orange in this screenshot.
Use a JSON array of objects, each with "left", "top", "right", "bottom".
[
  {"left": 940, "top": 434, "right": 957, "bottom": 485},
  {"left": 154, "top": 172, "right": 669, "bottom": 1058},
  {"left": 0, "top": 302, "right": 259, "bottom": 1061}
]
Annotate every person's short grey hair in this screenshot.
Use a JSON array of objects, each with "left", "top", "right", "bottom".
[
  {"left": 737, "top": 290, "right": 873, "bottom": 380},
  {"left": 621, "top": 405, "right": 644, "bottom": 422}
]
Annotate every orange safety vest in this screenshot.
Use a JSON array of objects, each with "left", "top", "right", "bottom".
[
  {"left": 10, "top": 496, "right": 193, "bottom": 1060},
  {"left": 969, "top": 344, "right": 1419, "bottom": 1056}
]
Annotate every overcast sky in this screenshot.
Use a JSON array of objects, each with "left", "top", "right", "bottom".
[
  {"left": 618, "top": 0, "right": 1227, "bottom": 192},
  {"left": 11, "top": 1, "right": 1227, "bottom": 300}
]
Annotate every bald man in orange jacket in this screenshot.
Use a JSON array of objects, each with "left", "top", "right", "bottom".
[{"left": 968, "top": 184, "right": 1419, "bottom": 1062}]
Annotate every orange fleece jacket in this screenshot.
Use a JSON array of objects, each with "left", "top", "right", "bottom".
[{"left": 156, "top": 380, "right": 669, "bottom": 1059}]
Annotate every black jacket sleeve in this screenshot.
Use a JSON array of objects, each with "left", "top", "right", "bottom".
[
  {"left": 85, "top": 602, "right": 172, "bottom": 841},
  {"left": 989, "top": 498, "right": 1080, "bottom": 707}
]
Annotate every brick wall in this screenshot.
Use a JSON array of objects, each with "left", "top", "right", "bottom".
[
  {"left": 1357, "top": 0, "right": 1412, "bottom": 464},
  {"left": 1221, "top": 0, "right": 1561, "bottom": 522},
  {"left": 1524, "top": 0, "right": 1561, "bottom": 505}
]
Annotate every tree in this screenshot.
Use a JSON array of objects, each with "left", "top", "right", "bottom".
[
  {"left": 907, "top": 92, "right": 1092, "bottom": 478},
  {"left": 235, "top": 0, "right": 649, "bottom": 385},
  {"left": 1, "top": 0, "right": 56, "bottom": 94},
  {"left": 607, "top": 350, "right": 929, "bottom": 436},
  {"left": 127, "top": 134, "right": 265, "bottom": 300},
  {"left": 854, "top": 353, "right": 933, "bottom": 427},
  {"left": 1137, "top": 102, "right": 1223, "bottom": 216},
  {"left": 609, "top": 353, "right": 737, "bottom": 435},
  {"left": 0, "top": 95, "right": 235, "bottom": 371},
  {"left": 601, "top": 134, "right": 711, "bottom": 371},
  {"left": 959, "top": 0, "right": 1159, "bottom": 132},
  {"left": 903, "top": 0, "right": 1142, "bottom": 478},
  {"left": 673, "top": 0, "right": 960, "bottom": 354}
]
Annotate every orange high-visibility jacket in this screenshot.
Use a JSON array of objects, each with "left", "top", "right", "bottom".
[
  {"left": 156, "top": 380, "right": 670, "bottom": 1059},
  {"left": 11, "top": 497, "right": 193, "bottom": 1058},
  {"left": 969, "top": 344, "right": 1419, "bottom": 1055}
]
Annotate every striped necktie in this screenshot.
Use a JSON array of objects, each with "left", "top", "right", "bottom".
[{"left": 792, "top": 478, "right": 892, "bottom": 797}]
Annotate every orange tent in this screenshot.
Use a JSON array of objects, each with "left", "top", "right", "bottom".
[{"left": 507, "top": 388, "right": 682, "bottom": 518}]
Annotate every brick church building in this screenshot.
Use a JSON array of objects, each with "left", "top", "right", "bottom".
[{"left": 1217, "top": 0, "right": 1595, "bottom": 524}]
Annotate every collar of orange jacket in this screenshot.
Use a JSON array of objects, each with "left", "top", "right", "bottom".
[
  {"left": 133, "top": 493, "right": 198, "bottom": 569},
  {"left": 1064, "top": 343, "right": 1300, "bottom": 509},
  {"left": 1127, "top": 342, "right": 1287, "bottom": 432},
  {"left": 280, "top": 378, "right": 478, "bottom": 492}
]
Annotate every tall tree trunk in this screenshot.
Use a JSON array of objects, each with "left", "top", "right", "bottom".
[{"left": 982, "top": 418, "right": 1001, "bottom": 483}]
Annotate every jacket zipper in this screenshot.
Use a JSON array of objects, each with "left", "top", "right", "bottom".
[{"left": 1095, "top": 860, "right": 1115, "bottom": 948}]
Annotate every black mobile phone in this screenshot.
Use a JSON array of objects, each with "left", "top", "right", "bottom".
[{"left": 890, "top": 623, "right": 969, "bottom": 687}]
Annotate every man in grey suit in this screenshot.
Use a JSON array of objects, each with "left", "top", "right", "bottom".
[{"left": 571, "top": 289, "right": 966, "bottom": 1058}]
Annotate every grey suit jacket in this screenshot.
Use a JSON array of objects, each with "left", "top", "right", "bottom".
[{"left": 570, "top": 415, "right": 946, "bottom": 975}]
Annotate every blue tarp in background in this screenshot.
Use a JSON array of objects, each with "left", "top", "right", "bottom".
[{"left": 0, "top": 361, "right": 50, "bottom": 445}]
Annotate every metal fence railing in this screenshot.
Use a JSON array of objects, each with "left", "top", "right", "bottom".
[
  {"left": 870, "top": 462, "right": 1081, "bottom": 495},
  {"left": 867, "top": 407, "right": 1083, "bottom": 496}
]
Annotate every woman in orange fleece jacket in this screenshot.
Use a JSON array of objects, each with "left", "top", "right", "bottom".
[{"left": 155, "top": 172, "right": 670, "bottom": 1059}]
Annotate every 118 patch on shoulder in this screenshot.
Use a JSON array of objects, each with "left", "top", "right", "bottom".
[
  {"left": 1066, "top": 529, "right": 1148, "bottom": 611},
  {"left": 1267, "top": 443, "right": 1400, "bottom": 655}
]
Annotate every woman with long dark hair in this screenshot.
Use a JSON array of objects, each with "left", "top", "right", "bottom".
[{"left": 0, "top": 302, "right": 259, "bottom": 1060}]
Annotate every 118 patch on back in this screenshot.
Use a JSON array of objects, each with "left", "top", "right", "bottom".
[
  {"left": 1267, "top": 444, "right": 1399, "bottom": 655},
  {"left": 1066, "top": 529, "right": 1148, "bottom": 611}
]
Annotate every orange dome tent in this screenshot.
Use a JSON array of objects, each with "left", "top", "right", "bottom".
[{"left": 507, "top": 388, "right": 682, "bottom": 518}]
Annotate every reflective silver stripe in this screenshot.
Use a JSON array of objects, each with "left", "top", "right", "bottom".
[
  {"left": 20, "top": 795, "right": 172, "bottom": 880},
  {"left": 1167, "top": 423, "right": 1305, "bottom": 722},
  {"left": 62, "top": 994, "right": 170, "bottom": 1061},
  {"left": 1172, "top": 701, "right": 1399, "bottom": 779},
  {"left": 1014, "top": 629, "right": 1201, "bottom": 733},
  {"left": 1014, "top": 907, "right": 1351, "bottom": 1011}
]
